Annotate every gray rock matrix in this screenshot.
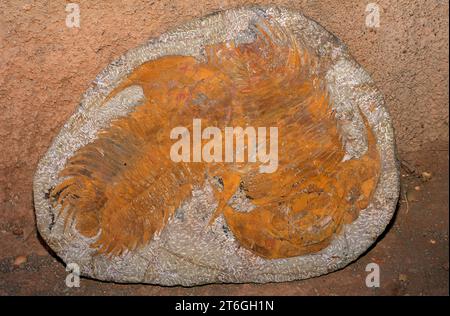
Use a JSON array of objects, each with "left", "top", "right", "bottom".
[{"left": 33, "top": 6, "right": 400, "bottom": 286}]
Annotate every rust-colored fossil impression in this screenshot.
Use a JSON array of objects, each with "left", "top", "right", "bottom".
[{"left": 50, "top": 18, "right": 380, "bottom": 259}]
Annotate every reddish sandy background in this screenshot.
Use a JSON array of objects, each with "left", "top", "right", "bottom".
[{"left": 0, "top": 0, "right": 448, "bottom": 295}]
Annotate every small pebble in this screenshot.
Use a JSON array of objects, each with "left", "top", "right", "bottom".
[
  {"left": 399, "top": 274, "right": 408, "bottom": 282},
  {"left": 13, "top": 255, "right": 27, "bottom": 266},
  {"left": 421, "top": 171, "right": 432, "bottom": 181},
  {"left": 430, "top": 239, "right": 436, "bottom": 244},
  {"left": 414, "top": 186, "right": 421, "bottom": 191}
]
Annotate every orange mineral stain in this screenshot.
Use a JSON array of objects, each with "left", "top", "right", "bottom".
[{"left": 51, "top": 18, "right": 380, "bottom": 258}]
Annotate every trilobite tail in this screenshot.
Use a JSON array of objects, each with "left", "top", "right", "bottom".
[{"left": 50, "top": 95, "right": 198, "bottom": 256}]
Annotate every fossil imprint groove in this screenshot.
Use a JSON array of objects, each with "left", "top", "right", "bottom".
[
  {"left": 34, "top": 6, "right": 399, "bottom": 285},
  {"left": 49, "top": 17, "right": 380, "bottom": 259}
]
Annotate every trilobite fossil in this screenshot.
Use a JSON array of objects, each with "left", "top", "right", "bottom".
[{"left": 34, "top": 6, "right": 399, "bottom": 285}]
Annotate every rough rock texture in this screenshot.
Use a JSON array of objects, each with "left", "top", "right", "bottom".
[
  {"left": 0, "top": 0, "right": 447, "bottom": 291},
  {"left": 33, "top": 6, "right": 399, "bottom": 285}
]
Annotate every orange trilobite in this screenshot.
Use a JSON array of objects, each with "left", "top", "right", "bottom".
[{"left": 50, "top": 17, "right": 380, "bottom": 259}]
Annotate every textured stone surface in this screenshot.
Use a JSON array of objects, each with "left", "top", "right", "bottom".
[
  {"left": 33, "top": 6, "right": 399, "bottom": 285},
  {"left": 1, "top": 1, "right": 447, "bottom": 294}
]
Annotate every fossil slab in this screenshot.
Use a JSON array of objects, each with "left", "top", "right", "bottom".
[{"left": 34, "top": 6, "right": 400, "bottom": 285}]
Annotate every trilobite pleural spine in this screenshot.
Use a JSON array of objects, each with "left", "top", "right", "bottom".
[{"left": 50, "top": 17, "right": 380, "bottom": 259}]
